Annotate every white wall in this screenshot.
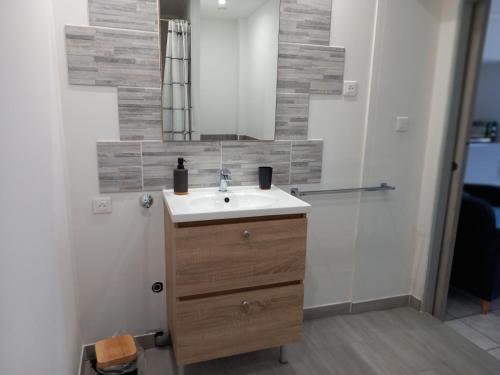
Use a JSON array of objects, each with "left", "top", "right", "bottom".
[
  {"left": 52, "top": 0, "right": 167, "bottom": 344},
  {"left": 464, "top": 143, "right": 500, "bottom": 186},
  {"left": 200, "top": 18, "right": 240, "bottom": 136},
  {"left": 46, "top": 0, "right": 463, "bottom": 345},
  {"left": 352, "top": 0, "right": 443, "bottom": 302},
  {"left": 483, "top": 15, "right": 500, "bottom": 62},
  {"left": 473, "top": 63, "right": 500, "bottom": 122},
  {"left": 412, "top": 0, "right": 463, "bottom": 300},
  {"left": 483, "top": 0, "right": 500, "bottom": 64},
  {"left": 0, "top": 0, "right": 80, "bottom": 373},
  {"left": 306, "top": 0, "right": 451, "bottom": 306},
  {"left": 200, "top": 0, "right": 279, "bottom": 140},
  {"left": 238, "top": 0, "right": 279, "bottom": 140},
  {"left": 303, "top": 0, "right": 377, "bottom": 306}
]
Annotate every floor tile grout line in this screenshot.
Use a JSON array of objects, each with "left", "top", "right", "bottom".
[
  {"left": 455, "top": 315, "right": 500, "bottom": 347},
  {"left": 446, "top": 323, "right": 500, "bottom": 352}
]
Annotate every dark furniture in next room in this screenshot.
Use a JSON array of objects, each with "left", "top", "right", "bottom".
[{"left": 451, "top": 184, "right": 500, "bottom": 314}]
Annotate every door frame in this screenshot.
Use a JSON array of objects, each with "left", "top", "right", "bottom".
[{"left": 422, "top": 0, "right": 491, "bottom": 319}]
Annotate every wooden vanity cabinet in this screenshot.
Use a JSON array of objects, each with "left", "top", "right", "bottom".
[{"left": 164, "top": 208, "right": 308, "bottom": 366}]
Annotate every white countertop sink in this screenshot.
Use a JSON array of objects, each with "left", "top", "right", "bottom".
[{"left": 163, "top": 185, "right": 311, "bottom": 223}]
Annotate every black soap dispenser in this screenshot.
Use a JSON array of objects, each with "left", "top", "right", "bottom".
[{"left": 174, "top": 158, "right": 188, "bottom": 195}]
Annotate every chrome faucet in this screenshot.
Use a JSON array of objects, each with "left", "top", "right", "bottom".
[{"left": 219, "top": 168, "right": 232, "bottom": 192}]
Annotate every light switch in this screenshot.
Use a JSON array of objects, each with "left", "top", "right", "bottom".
[
  {"left": 93, "top": 197, "right": 112, "bottom": 214},
  {"left": 396, "top": 116, "right": 410, "bottom": 132},
  {"left": 343, "top": 81, "right": 358, "bottom": 97}
]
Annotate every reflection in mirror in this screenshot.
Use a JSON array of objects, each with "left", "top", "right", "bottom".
[{"left": 161, "top": 0, "right": 280, "bottom": 141}]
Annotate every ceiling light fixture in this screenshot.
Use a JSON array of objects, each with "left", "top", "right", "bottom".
[{"left": 218, "top": 0, "right": 227, "bottom": 9}]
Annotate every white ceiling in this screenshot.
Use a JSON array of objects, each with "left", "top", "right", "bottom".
[{"left": 200, "top": 0, "right": 269, "bottom": 19}]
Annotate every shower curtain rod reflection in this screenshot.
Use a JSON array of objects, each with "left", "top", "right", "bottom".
[{"left": 160, "top": 18, "right": 189, "bottom": 22}]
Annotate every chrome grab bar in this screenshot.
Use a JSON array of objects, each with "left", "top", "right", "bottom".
[{"left": 290, "top": 183, "right": 396, "bottom": 197}]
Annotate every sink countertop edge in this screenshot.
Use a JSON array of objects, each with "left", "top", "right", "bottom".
[{"left": 162, "top": 186, "right": 311, "bottom": 223}]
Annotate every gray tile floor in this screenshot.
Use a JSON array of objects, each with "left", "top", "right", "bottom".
[
  {"left": 446, "top": 288, "right": 500, "bottom": 361},
  {"left": 85, "top": 307, "right": 500, "bottom": 374}
]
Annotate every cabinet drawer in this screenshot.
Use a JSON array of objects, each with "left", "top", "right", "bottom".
[
  {"left": 174, "top": 283, "right": 304, "bottom": 365},
  {"left": 174, "top": 217, "right": 307, "bottom": 296}
]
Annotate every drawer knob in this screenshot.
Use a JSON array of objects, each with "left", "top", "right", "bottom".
[
  {"left": 243, "top": 230, "right": 251, "bottom": 238},
  {"left": 241, "top": 300, "right": 250, "bottom": 312}
]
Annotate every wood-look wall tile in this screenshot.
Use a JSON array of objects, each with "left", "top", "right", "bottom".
[
  {"left": 275, "top": 93, "right": 310, "bottom": 140},
  {"left": 97, "top": 141, "right": 143, "bottom": 193},
  {"left": 89, "top": 0, "right": 159, "bottom": 32},
  {"left": 279, "top": 0, "right": 333, "bottom": 45},
  {"left": 221, "top": 141, "right": 292, "bottom": 186},
  {"left": 65, "top": 25, "right": 160, "bottom": 88},
  {"left": 142, "top": 141, "right": 221, "bottom": 191},
  {"left": 277, "top": 43, "right": 345, "bottom": 95},
  {"left": 290, "top": 140, "right": 323, "bottom": 184},
  {"left": 118, "top": 87, "right": 162, "bottom": 140}
]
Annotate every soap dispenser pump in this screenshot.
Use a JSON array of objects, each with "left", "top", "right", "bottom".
[{"left": 174, "top": 158, "right": 188, "bottom": 195}]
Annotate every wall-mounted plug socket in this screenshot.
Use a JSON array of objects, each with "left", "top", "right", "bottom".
[
  {"left": 93, "top": 197, "right": 112, "bottom": 214},
  {"left": 343, "top": 80, "right": 358, "bottom": 97}
]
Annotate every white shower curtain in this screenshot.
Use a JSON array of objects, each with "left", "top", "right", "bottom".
[{"left": 163, "top": 20, "right": 191, "bottom": 141}]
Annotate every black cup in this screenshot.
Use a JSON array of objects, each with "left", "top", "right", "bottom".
[{"left": 258, "top": 167, "right": 273, "bottom": 190}]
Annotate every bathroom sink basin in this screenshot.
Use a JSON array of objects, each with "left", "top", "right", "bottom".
[
  {"left": 187, "top": 192, "right": 276, "bottom": 211},
  {"left": 163, "top": 185, "right": 311, "bottom": 223}
]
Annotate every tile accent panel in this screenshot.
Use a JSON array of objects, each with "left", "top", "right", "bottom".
[
  {"left": 275, "top": 93, "right": 310, "bottom": 140},
  {"left": 221, "top": 141, "right": 292, "bottom": 186},
  {"left": 96, "top": 140, "right": 325, "bottom": 193},
  {"left": 142, "top": 141, "right": 221, "bottom": 190},
  {"left": 279, "top": 0, "right": 333, "bottom": 45},
  {"left": 290, "top": 140, "right": 323, "bottom": 184},
  {"left": 65, "top": 25, "right": 160, "bottom": 87},
  {"left": 274, "top": 0, "right": 342, "bottom": 140},
  {"left": 88, "top": 0, "right": 159, "bottom": 32},
  {"left": 97, "top": 141, "right": 143, "bottom": 193},
  {"left": 277, "top": 43, "right": 345, "bottom": 95},
  {"left": 118, "top": 87, "right": 162, "bottom": 140}
]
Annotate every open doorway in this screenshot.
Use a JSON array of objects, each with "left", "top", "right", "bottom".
[
  {"left": 427, "top": 0, "right": 500, "bottom": 358},
  {"left": 445, "top": 0, "right": 500, "bottom": 325}
]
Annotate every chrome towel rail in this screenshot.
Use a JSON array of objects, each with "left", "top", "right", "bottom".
[{"left": 290, "top": 183, "right": 396, "bottom": 197}]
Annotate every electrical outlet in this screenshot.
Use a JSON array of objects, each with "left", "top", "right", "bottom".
[
  {"left": 93, "top": 197, "right": 112, "bottom": 214},
  {"left": 343, "top": 80, "right": 358, "bottom": 97},
  {"left": 396, "top": 116, "right": 410, "bottom": 132}
]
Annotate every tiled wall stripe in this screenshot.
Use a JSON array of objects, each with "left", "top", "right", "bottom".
[
  {"left": 291, "top": 140, "right": 324, "bottom": 184},
  {"left": 275, "top": 0, "right": 345, "bottom": 140},
  {"left": 275, "top": 93, "right": 310, "bottom": 140},
  {"left": 88, "top": 0, "right": 159, "bottom": 32},
  {"left": 96, "top": 140, "right": 324, "bottom": 193},
  {"left": 142, "top": 141, "right": 221, "bottom": 190},
  {"left": 65, "top": 25, "right": 160, "bottom": 88},
  {"left": 118, "top": 87, "right": 162, "bottom": 140},
  {"left": 277, "top": 43, "right": 345, "bottom": 95},
  {"left": 279, "top": 0, "right": 333, "bottom": 46},
  {"left": 66, "top": 0, "right": 329, "bottom": 191},
  {"left": 97, "top": 141, "right": 143, "bottom": 193},
  {"left": 221, "top": 141, "right": 292, "bottom": 186}
]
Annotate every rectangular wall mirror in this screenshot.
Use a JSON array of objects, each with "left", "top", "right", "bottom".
[{"left": 161, "top": 0, "right": 280, "bottom": 141}]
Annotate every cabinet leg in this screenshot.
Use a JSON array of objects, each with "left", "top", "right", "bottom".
[
  {"left": 481, "top": 299, "right": 490, "bottom": 315},
  {"left": 279, "top": 346, "right": 288, "bottom": 364}
]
